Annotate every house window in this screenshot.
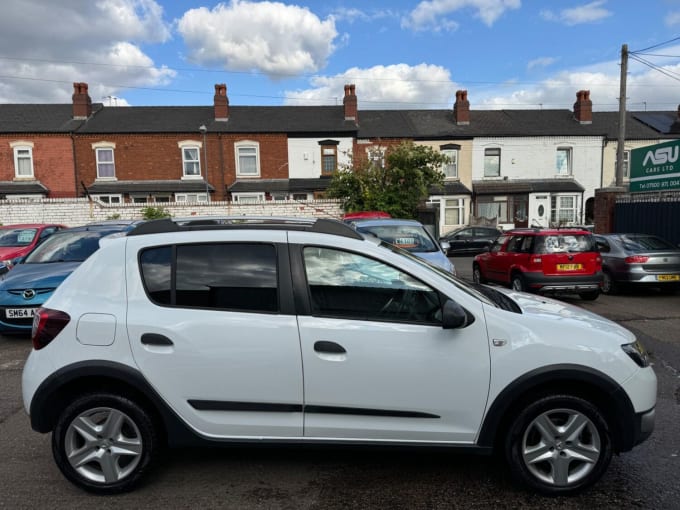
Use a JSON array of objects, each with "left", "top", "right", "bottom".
[
  {"left": 232, "top": 192, "right": 264, "bottom": 203},
  {"left": 94, "top": 194, "right": 122, "bottom": 204},
  {"left": 132, "top": 195, "right": 149, "bottom": 204},
  {"left": 175, "top": 193, "right": 208, "bottom": 202},
  {"left": 96, "top": 148, "right": 116, "bottom": 179},
  {"left": 616, "top": 150, "right": 630, "bottom": 178},
  {"left": 292, "top": 193, "right": 308, "bottom": 201},
  {"left": 236, "top": 142, "right": 260, "bottom": 177},
  {"left": 182, "top": 147, "right": 201, "bottom": 177},
  {"left": 321, "top": 147, "right": 337, "bottom": 174},
  {"left": 441, "top": 149, "right": 458, "bottom": 179},
  {"left": 556, "top": 147, "right": 572, "bottom": 175},
  {"left": 551, "top": 195, "right": 577, "bottom": 225},
  {"left": 484, "top": 148, "right": 501, "bottom": 177},
  {"left": 12, "top": 143, "right": 34, "bottom": 178},
  {"left": 367, "top": 147, "right": 385, "bottom": 168},
  {"left": 477, "top": 197, "right": 509, "bottom": 222},
  {"left": 444, "top": 198, "right": 465, "bottom": 226}
]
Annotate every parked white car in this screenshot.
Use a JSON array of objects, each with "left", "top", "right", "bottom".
[{"left": 22, "top": 217, "right": 656, "bottom": 495}]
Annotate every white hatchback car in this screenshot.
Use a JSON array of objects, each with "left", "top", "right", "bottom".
[{"left": 22, "top": 217, "right": 656, "bottom": 495}]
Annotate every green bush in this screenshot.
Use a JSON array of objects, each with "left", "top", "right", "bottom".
[{"left": 141, "top": 206, "right": 170, "bottom": 220}]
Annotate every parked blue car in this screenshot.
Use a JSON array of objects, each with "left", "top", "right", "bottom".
[
  {"left": 348, "top": 218, "right": 456, "bottom": 274},
  {"left": 0, "top": 220, "right": 143, "bottom": 334}
]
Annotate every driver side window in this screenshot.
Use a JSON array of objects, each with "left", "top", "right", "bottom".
[{"left": 303, "top": 247, "right": 442, "bottom": 324}]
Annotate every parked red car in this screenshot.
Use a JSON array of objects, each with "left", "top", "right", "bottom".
[
  {"left": 472, "top": 227, "right": 603, "bottom": 300},
  {"left": 0, "top": 223, "right": 66, "bottom": 273}
]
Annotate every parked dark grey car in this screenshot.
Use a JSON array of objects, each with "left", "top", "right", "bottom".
[
  {"left": 439, "top": 226, "right": 502, "bottom": 256},
  {"left": 594, "top": 233, "right": 680, "bottom": 294}
]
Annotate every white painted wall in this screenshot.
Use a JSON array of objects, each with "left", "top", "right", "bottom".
[
  {"left": 472, "top": 136, "right": 603, "bottom": 200},
  {"left": 288, "top": 138, "right": 353, "bottom": 178}
]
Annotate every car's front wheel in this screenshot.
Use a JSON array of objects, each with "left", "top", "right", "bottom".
[
  {"left": 472, "top": 263, "right": 486, "bottom": 284},
  {"left": 52, "top": 393, "right": 161, "bottom": 494},
  {"left": 505, "top": 394, "right": 613, "bottom": 495}
]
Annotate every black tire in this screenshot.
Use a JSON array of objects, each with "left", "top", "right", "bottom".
[
  {"left": 601, "top": 271, "right": 618, "bottom": 295},
  {"left": 510, "top": 272, "right": 526, "bottom": 292},
  {"left": 505, "top": 394, "right": 613, "bottom": 496},
  {"left": 579, "top": 290, "right": 600, "bottom": 301},
  {"left": 472, "top": 263, "right": 486, "bottom": 284},
  {"left": 52, "top": 392, "right": 160, "bottom": 494}
]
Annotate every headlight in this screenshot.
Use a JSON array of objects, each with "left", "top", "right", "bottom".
[{"left": 622, "top": 340, "right": 650, "bottom": 367}]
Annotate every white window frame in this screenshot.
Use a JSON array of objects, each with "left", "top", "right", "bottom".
[
  {"left": 178, "top": 140, "right": 203, "bottom": 179},
  {"left": 235, "top": 141, "right": 261, "bottom": 177},
  {"left": 556, "top": 147, "right": 572, "bottom": 176},
  {"left": 175, "top": 193, "right": 208, "bottom": 203},
  {"left": 92, "top": 142, "right": 117, "bottom": 180},
  {"left": 616, "top": 150, "right": 631, "bottom": 179},
  {"left": 483, "top": 147, "right": 501, "bottom": 177},
  {"left": 10, "top": 141, "right": 35, "bottom": 179},
  {"left": 93, "top": 194, "right": 122, "bottom": 204},
  {"left": 441, "top": 149, "right": 458, "bottom": 179},
  {"left": 232, "top": 192, "right": 265, "bottom": 203},
  {"left": 444, "top": 198, "right": 465, "bottom": 227},
  {"left": 3, "top": 194, "right": 42, "bottom": 201},
  {"left": 551, "top": 194, "right": 578, "bottom": 225},
  {"left": 367, "top": 147, "right": 385, "bottom": 168}
]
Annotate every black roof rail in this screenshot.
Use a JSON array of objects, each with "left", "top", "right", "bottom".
[{"left": 127, "top": 216, "right": 363, "bottom": 240}]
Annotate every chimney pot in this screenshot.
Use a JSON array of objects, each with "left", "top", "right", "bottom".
[
  {"left": 214, "top": 83, "right": 229, "bottom": 121},
  {"left": 453, "top": 89, "right": 470, "bottom": 125},
  {"left": 72, "top": 82, "right": 92, "bottom": 119},
  {"left": 343, "top": 83, "right": 358, "bottom": 123},
  {"left": 573, "top": 89, "right": 592, "bottom": 124}
]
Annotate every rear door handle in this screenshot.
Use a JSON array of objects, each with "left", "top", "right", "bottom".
[
  {"left": 314, "top": 340, "right": 346, "bottom": 354},
  {"left": 141, "top": 333, "right": 174, "bottom": 346}
]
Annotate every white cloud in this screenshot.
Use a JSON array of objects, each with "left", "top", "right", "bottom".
[
  {"left": 665, "top": 11, "right": 680, "bottom": 26},
  {"left": 527, "top": 57, "right": 558, "bottom": 70},
  {"left": 177, "top": 0, "right": 338, "bottom": 77},
  {"left": 331, "top": 8, "right": 397, "bottom": 23},
  {"left": 475, "top": 48, "right": 680, "bottom": 111},
  {"left": 284, "top": 63, "right": 458, "bottom": 108},
  {"left": 403, "top": 0, "right": 521, "bottom": 32},
  {"left": 0, "top": 0, "right": 174, "bottom": 103},
  {"left": 541, "top": 1, "right": 611, "bottom": 26}
]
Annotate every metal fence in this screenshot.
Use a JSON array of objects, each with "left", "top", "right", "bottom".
[{"left": 614, "top": 192, "right": 680, "bottom": 244}]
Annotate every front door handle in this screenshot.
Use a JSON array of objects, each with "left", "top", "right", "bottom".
[
  {"left": 314, "top": 340, "right": 346, "bottom": 354},
  {"left": 141, "top": 333, "right": 174, "bottom": 346}
]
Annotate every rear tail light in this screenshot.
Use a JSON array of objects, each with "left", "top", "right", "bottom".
[
  {"left": 31, "top": 308, "right": 70, "bottom": 350},
  {"left": 624, "top": 255, "right": 649, "bottom": 264}
]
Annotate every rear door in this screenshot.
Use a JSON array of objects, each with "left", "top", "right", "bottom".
[{"left": 126, "top": 232, "right": 304, "bottom": 439}]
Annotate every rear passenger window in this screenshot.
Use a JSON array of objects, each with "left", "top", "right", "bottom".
[{"left": 140, "top": 243, "right": 278, "bottom": 312}]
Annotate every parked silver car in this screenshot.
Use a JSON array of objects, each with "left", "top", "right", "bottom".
[{"left": 594, "top": 233, "right": 680, "bottom": 294}]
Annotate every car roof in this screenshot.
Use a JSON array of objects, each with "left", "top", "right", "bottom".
[
  {"left": 506, "top": 227, "right": 592, "bottom": 235},
  {"left": 350, "top": 218, "right": 425, "bottom": 228},
  {"left": 0, "top": 223, "right": 63, "bottom": 229}
]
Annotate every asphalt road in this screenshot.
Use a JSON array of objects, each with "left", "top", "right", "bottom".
[{"left": 1, "top": 259, "right": 678, "bottom": 509}]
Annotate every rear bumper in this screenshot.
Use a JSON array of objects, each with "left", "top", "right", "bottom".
[{"left": 523, "top": 271, "right": 603, "bottom": 292}]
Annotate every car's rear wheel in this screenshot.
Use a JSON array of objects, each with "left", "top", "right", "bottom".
[
  {"left": 511, "top": 273, "right": 526, "bottom": 292},
  {"left": 601, "top": 271, "right": 618, "bottom": 295},
  {"left": 472, "top": 264, "right": 486, "bottom": 284},
  {"left": 579, "top": 290, "right": 600, "bottom": 301},
  {"left": 505, "top": 394, "right": 612, "bottom": 495},
  {"left": 52, "top": 393, "right": 160, "bottom": 494}
]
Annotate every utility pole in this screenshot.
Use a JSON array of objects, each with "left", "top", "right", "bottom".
[{"left": 616, "top": 43, "right": 628, "bottom": 187}]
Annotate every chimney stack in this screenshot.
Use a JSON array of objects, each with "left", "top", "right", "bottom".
[
  {"left": 343, "top": 84, "right": 358, "bottom": 123},
  {"left": 453, "top": 90, "right": 470, "bottom": 125},
  {"left": 214, "top": 84, "right": 229, "bottom": 121},
  {"left": 72, "top": 82, "right": 92, "bottom": 119},
  {"left": 573, "top": 90, "right": 592, "bottom": 124}
]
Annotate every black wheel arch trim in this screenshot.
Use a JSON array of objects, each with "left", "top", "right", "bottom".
[
  {"left": 29, "top": 360, "right": 201, "bottom": 446},
  {"left": 477, "top": 364, "right": 638, "bottom": 452}
]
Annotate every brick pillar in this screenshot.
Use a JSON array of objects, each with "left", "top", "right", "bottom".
[{"left": 594, "top": 187, "right": 625, "bottom": 233}]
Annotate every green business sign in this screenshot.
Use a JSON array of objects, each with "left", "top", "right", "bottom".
[{"left": 630, "top": 139, "right": 680, "bottom": 192}]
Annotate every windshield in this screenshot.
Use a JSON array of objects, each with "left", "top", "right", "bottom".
[
  {"left": 621, "top": 234, "right": 676, "bottom": 252},
  {"left": 24, "top": 230, "right": 112, "bottom": 263},
  {"left": 0, "top": 228, "right": 37, "bottom": 247},
  {"left": 356, "top": 225, "right": 439, "bottom": 253},
  {"left": 534, "top": 234, "right": 595, "bottom": 253}
]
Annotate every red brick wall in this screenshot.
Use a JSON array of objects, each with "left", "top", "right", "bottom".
[
  {"left": 593, "top": 187, "right": 625, "bottom": 233},
  {"left": 0, "top": 135, "right": 76, "bottom": 197},
  {"left": 74, "top": 133, "right": 289, "bottom": 201}
]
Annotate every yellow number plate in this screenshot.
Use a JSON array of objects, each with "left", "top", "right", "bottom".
[
  {"left": 657, "top": 274, "right": 680, "bottom": 281},
  {"left": 557, "top": 263, "right": 583, "bottom": 271}
]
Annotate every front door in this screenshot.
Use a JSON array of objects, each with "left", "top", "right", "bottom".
[
  {"left": 125, "top": 234, "right": 304, "bottom": 439},
  {"left": 530, "top": 194, "right": 550, "bottom": 227},
  {"left": 293, "top": 241, "right": 490, "bottom": 443}
]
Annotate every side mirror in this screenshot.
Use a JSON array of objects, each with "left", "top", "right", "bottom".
[
  {"left": 442, "top": 299, "right": 472, "bottom": 329},
  {"left": 439, "top": 241, "right": 450, "bottom": 253}
]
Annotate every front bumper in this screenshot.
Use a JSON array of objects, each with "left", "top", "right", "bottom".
[{"left": 633, "top": 407, "right": 655, "bottom": 447}]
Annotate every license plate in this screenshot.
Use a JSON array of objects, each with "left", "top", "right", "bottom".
[
  {"left": 657, "top": 274, "right": 680, "bottom": 281},
  {"left": 6, "top": 308, "right": 37, "bottom": 319},
  {"left": 557, "top": 264, "right": 583, "bottom": 271}
]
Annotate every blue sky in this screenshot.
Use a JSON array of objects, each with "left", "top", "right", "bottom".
[{"left": 2, "top": 0, "right": 680, "bottom": 112}]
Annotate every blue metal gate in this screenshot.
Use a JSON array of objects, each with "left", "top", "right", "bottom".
[{"left": 614, "top": 193, "right": 680, "bottom": 245}]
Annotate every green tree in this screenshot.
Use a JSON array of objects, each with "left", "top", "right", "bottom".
[
  {"left": 141, "top": 206, "right": 170, "bottom": 220},
  {"left": 327, "top": 141, "right": 447, "bottom": 218}
]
